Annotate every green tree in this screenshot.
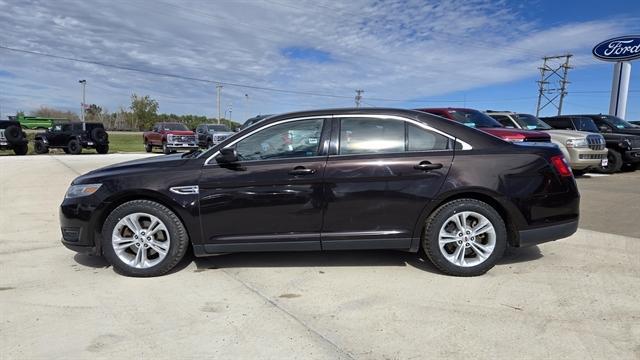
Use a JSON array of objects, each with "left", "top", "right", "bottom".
[
  {"left": 85, "top": 104, "right": 103, "bottom": 121},
  {"left": 130, "top": 94, "right": 159, "bottom": 130}
]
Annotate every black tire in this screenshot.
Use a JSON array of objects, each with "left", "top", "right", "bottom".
[
  {"left": 422, "top": 199, "right": 507, "bottom": 277},
  {"left": 67, "top": 139, "right": 82, "bottom": 154},
  {"left": 4, "top": 125, "right": 22, "bottom": 143},
  {"left": 34, "top": 140, "right": 49, "bottom": 154},
  {"left": 145, "top": 141, "right": 152, "bottom": 153},
  {"left": 96, "top": 144, "right": 109, "bottom": 154},
  {"left": 101, "top": 200, "right": 189, "bottom": 277},
  {"left": 13, "top": 143, "right": 28, "bottom": 155},
  {"left": 206, "top": 139, "right": 213, "bottom": 148},
  {"left": 162, "top": 142, "right": 170, "bottom": 155},
  {"left": 63, "top": 147, "right": 70, "bottom": 154},
  {"left": 91, "top": 127, "right": 108, "bottom": 144},
  {"left": 599, "top": 149, "right": 622, "bottom": 174}
]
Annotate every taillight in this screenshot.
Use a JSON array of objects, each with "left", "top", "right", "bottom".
[{"left": 550, "top": 155, "right": 572, "bottom": 177}]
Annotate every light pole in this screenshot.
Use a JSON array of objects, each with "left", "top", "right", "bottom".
[
  {"left": 244, "top": 93, "right": 249, "bottom": 120},
  {"left": 79, "top": 79, "right": 86, "bottom": 130}
]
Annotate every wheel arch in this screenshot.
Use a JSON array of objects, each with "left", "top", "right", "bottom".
[
  {"left": 93, "top": 189, "right": 199, "bottom": 255},
  {"left": 410, "top": 189, "right": 523, "bottom": 251}
]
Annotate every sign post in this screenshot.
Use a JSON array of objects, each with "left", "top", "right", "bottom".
[{"left": 592, "top": 35, "right": 640, "bottom": 120}]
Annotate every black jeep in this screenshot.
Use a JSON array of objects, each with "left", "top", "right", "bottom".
[
  {"left": 34, "top": 122, "right": 109, "bottom": 155},
  {"left": 0, "top": 120, "right": 29, "bottom": 155}
]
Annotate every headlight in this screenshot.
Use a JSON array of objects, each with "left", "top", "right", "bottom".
[
  {"left": 167, "top": 134, "right": 174, "bottom": 141},
  {"left": 566, "top": 138, "right": 588, "bottom": 148},
  {"left": 66, "top": 183, "right": 102, "bottom": 198}
]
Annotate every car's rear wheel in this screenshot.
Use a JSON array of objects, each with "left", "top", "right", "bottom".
[
  {"left": 422, "top": 199, "right": 507, "bottom": 276},
  {"left": 102, "top": 200, "right": 189, "bottom": 277},
  {"left": 13, "top": 143, "right": 28, "bottom": 155},
  {"left": 96, "top": 144, "right": 109, "bottom": 154},
  {"left": 67, "top": 139, "right": 82, "bottom": 154},
  {"left": 34, "top": 140, "right": 49, "bottom": 154},
  {"left": 599, "top": 149, "right": 622, "bottom": 174}
]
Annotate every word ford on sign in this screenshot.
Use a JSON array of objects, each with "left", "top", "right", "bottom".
[{"left": 593, "top": 35, "right": 640, "bottom": 62}]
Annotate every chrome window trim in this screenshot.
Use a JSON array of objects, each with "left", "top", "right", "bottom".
[
  {"left": 204, "top": 114, "right": 472, "bottom": 165},
  {"left": 335, "top": 114, "right": 472, "bottom": 151}
]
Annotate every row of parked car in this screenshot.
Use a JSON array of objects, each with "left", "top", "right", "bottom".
[
  {"left": 224, "top": 109, "right": 639, "bottom": 175},
  {"left": 0, "top": 119, "right": 110, "bottom": 155}
]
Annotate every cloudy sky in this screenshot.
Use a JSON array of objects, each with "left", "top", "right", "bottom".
[{"left": 1, "top": 0, "right": 639, "bottom": 121}]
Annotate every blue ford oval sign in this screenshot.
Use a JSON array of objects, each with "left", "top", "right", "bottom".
[{"left": 593, "top": 35, "right": 640, "bottom": 62}]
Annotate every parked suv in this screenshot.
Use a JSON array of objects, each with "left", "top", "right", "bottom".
[
  {"left": 417, "top": 108, "right": 551, "bottom": 143},
  {"left": 541, "top": 115, "right": 640, "bottom": 173},
  {"left": 143, "top": 122, "right": 198, "bottom": 154},
  {"left": 60, "top": 108, "right": 579, "bottom": 277},
  {"left": 487, "top": 111, "right": 607, "bottom": 175},
  {"left": 577, "top": 114, "right": 640, "bottom": 137},
  {"left": 0, "top": 120, "right": 29, "bottom": 155},
  {"left": 34, "top": 122, "right": 109, "bottom": 154},
  {"left": 195, "top": 124, "right": 234, "bottom": 148}
]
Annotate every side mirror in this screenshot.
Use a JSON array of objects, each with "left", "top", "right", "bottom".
[
  {"left": 216, "top": 148, "right": 239, "bottom": 163},
  {"left": 598, "top": 125, "right": 611, "bottom": 133}
]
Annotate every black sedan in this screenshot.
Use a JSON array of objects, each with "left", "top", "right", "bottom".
[{"left": 60, "top": 108, "right": 579, "bottom": 277}]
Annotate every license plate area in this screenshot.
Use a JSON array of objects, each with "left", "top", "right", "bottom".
[{"left": 601, "top": 158, "right": 608, "bottom": 167}]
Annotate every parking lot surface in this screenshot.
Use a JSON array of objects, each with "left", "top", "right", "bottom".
[{"left": 1, "top": 154, "right": 639, "bottom": 359}]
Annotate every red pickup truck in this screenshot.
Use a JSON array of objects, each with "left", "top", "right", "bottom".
[
  {"left": 417, "top": 108, "right": 551, "bottom": 142},
  {"left": 143, "top": 122, "right": 198, "bottom": 154}
]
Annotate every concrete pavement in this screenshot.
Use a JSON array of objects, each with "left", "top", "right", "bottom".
[{"left": 1, "top": 154, "right": 638, "bottom": 359}]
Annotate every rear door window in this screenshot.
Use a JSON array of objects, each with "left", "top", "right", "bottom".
[
  {"left": 407, "top": 124, "right": 450, "bottom": 151},
  {"left": 339, "top": 118, "right": 404, "bottom": 155}
]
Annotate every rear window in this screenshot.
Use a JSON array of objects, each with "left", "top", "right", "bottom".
[{"left": 448, "top": 109, "right": 502, "bottom": 128}]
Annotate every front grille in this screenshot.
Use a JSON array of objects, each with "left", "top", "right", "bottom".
[
  {"left": 524, "top": 137, "right": 550, "bottom": 143},
  {"left": 172, "top": 135, "right": 196, "bottom": 143},
  {"left": 586, "top": 135, "right": 605, "bottom": 150},
  {"left": 579, "top": 154, "right": 606, "bottom": 160},
  {"left": 214, "top": 135, "right": 229, "bottom": 142}
]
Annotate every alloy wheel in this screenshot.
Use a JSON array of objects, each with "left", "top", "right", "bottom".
[
  {"left": 438, "top": 211, "right": 496, "bottom": 267},
  {"left": 111, "top": 212, "right": 171, "bottom": 269}
]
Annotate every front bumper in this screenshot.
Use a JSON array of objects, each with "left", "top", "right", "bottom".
[
  {"left": 167, "top": 142, "right": 198, "bottom": 150},
  {"left": 59, "top": 197, "right": 103, "bottom": 256},
  {"left": 517, "top": 219, "right": 578, "bottom": 247},
  {"left": 623, "top": 149, "right": 640, "bottom": 162},
  {"left": 567, "top": 147, "right": 607, "bottom": 170}
]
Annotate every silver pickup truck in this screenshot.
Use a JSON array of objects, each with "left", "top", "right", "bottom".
[{"left": 487, "top": 111, "right": 607, "bottom": 175}]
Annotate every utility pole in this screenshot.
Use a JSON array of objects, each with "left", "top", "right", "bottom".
[
  {"left": 535, "top": 54, "right": 573, "bottom": 116},
  {"left": 355, "top": 89, "right": 364, "bottom": 108},
  {"left": 79, "top": 79, "right": 86, "bottom": 130},
  {"left": 228, "top": 102, "right": 233, "bottom": 121},
  {"left": 244, "top": 93, "right": 249, "bottom": 121},
  {"left": 216, "top": 84, "right": 223, "bottom": 124}
]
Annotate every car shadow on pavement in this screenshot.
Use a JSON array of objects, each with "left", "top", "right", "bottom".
[
  {"left": 498, "top": 245, "right": 543, "bottom": 265},
  {"left": 74, "top": 253, "right": 110, "bottom": 268}
]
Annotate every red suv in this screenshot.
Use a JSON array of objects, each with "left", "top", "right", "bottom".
[{"left": 417, "top": 108, "right": 550, "bottom": 142}]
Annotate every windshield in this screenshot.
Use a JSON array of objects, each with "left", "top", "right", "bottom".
[
  {"left": 572, "top": 117, "right": 599, "bottom": 132},
  {"left": 161, "top": 123, "right": 188, "bottom": 131},
  {"left": 599, "top": 115, "right": 636, "bottom": 129},
  {"left": 207, "top": 125, "right": 230, "bottom": 132},
  {"left": 517, "top": 114, "right": 552, "bottom": 130},
  {"left": 448, "top": 109, "right": 502, "bottom": 128}
]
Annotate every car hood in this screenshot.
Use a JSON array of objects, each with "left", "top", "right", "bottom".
[
  {"left": 601, "top": 132, "right": 640, "bottom": 141},
  {"left": 165, "top": 130, "right": 194, "bottom": 135},
  {"left": 545, "top": 129, "right": 595, "bottom": 139},
  {"left": 74, "top": 153, "right": 190, "bottom": 184},
  {"left": 209, "top": 131, "right": 234, "bottom": 137},
  {"left": 611, "top": 128, "right": 640, "bottom": 136}
]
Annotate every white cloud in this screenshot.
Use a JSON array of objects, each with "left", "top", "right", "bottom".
[{"left": 0, "top": 0, "right": 633, "bottom": 120}]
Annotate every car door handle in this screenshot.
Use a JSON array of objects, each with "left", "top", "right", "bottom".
[
  {"left": 289, "top": 166, "right": 316, "bottom": 175},
  {"left": 414, "top": 161, "right": 443, "bottom": 171}
]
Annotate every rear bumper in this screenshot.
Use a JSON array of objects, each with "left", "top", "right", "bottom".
[{"left": 517, "top": 219, "right": 578, "bottom": 247}]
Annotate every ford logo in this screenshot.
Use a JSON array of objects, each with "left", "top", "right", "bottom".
[{"left": 593, "top": 35, "right": 640, "bottom": 62}]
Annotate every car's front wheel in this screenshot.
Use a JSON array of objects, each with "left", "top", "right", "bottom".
[
  {"left": 422, "top": 199, "right": 507, "bottom": 276},
  {"left": 145, "top": 141, "right": 152, "bottom": 153},
  {"left": 34, "top": 140, "right": 49, "bottom": 154},
  {"left": 162, "top": 141, "right": 170, "bottom": 155},
  {"left": 102, "top": 200, "right": 189, "bottom": 277},
  {"left": 599, "top": 149, "right": 622, "bottom": 174}
]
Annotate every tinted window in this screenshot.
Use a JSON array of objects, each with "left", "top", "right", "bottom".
[
  {"left": 407, "top": 124, "right": 450, "bottom": 151},
  {"left": 234, "top": 119, "right": 324, "bottom": 161},
  {"left": 490, "top": 115, "right": 516, "bottom": 127},
  {"left": 517, "top": 114, "right": 552, "bottom": 130},
  {"left": 447, "top": 109, "right": 502, "bottom": 128},
  {"left": 544, "top": 118, "right": 572, "bottom": 130},
  {"left": 208, "top": 125, "right": 230, "bottom": 132},
  {"left": 161, "top": 123, "right": 189, "bottom": 131},
  {"left": 339, "top": 118, "right": 404, "bottom": 155},
  {"left": 599, "top": 115, "right": 635, "bottom": 129},
  {"left": 571, "top": 117, "right": 599, "bottom": 132}
]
